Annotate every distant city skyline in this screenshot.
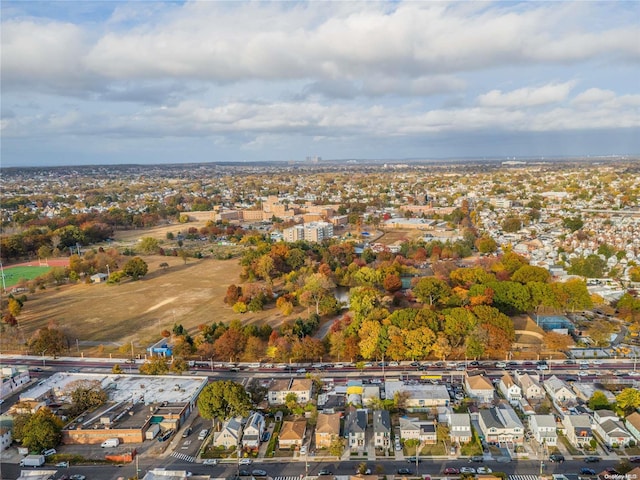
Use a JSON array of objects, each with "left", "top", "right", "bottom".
[{"left": 1, "top": 1, "right": 639, "bottom": 167}]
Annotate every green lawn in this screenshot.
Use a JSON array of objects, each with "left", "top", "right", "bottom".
[{"left": 2, "top": 265, "right": 52, "bottom": 288}]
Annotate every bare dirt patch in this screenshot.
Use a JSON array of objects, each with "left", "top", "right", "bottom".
[{"left": 6, "top": 255, "right": 299, "bottom": 357}]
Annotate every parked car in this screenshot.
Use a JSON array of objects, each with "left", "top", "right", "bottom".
[
  {"left": 239, "top": 458, "right": 252, "bottom": 465},
  {"left": 300, "top": 445, "right": 307, "bottom": 455},
  {"left": 318, "top": 469, "right": 333, "bottom": 476},
  {"left": 182, "top": 427, "right": 192, "bottom": 438},
  {"left": 239, "top": 470, "right": 251, "bottom": 477},
  {"left": 549, "top": 454, "right": 565, "bottom": 463},
  {"left": 406, "top": 457, "right": 422, "bottom": 463},
  {"left": 460, "top": 467, "right": 476, "bottom": 474},
  {"left": 584, "top": 456, "right": 601, "bottom": 462},
  {"left": 55, "top": 461, "right": 69, "bottom": 468},
  {"left": 261, "top": 431, "right": 271, "bottom": 442},
  {"left": 397, "top": 468, "right": 413, "bottom": 475},
  {"left": 477, "top": 467, "right": 493, "bottom": 474},
  {"left": 198, "top": 429, "right": 209, "bottom": 440},
  {"left": 581, "top": 468, "right": 596, "bottom": 475},
  {"left": 443, "top": 468, "right": 460, "bottom": 474},
  {"left": 202, "top": 459, "right": 218, "bottom": 466},
  {"left": 252, "top": 470, "right": 267, "bottom": 477},
  {"left": 629, "top": 456, "right": 640, "bottom": 463}
]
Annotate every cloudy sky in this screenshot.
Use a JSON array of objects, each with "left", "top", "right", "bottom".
[{"left": 1, "top": 1, "right": 639, "bottom": 167}]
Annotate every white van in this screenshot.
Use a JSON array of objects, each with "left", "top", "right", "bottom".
[{"left": 101, "top": 438, "right": 120, "bottom": 448}]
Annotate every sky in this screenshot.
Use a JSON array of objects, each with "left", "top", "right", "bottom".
[{"left": 1, "top": 1, "right": 639, "bottom": 167}]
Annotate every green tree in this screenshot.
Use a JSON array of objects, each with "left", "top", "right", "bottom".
[
  {"left": 65, "top": 379, "right": 108, "bottom": 417},
  {"left": 563, "top": 216, "right": 584, "bottom": 232},
  {"left": 502, "top": 216, "right": 522, "bottom": 233},
  {"left": 197, "top": 380, "right": 252, "bottom": 427},
  {"left": 511, "top": 265, "right": 550, "bottom": 284},
  {"left": 28, "top": 327, "right": 67, "bottom": 357},
  {"left": 138, "top": 237, "right": 160, "bottom": 254},
  {"left": 475, "top": 236, "right": 498, "bottom": 254},
  {"left": 122, "top": 256, "right": 149, "bottom": 280},
  {"left": 587, "top": 391, "right": 611, "bottom": 410},
  {"left": 413, "top": 277, "right": 452, "bottom": 306},
  {"left": 138, "top": 356, "right": 170, "bottom": 375},
  {"left": 18, "top": 407, "right": 63, "bottom": 453},
  {"left": 568, "top": 255, "right": 607, "bottom": 278},
  {"left": 328, "top": 435, "right": 345, "bottom": 459},
  {"left": 300, "top": 273, "right": 336, "bottom": 316},
  {"left": 616, "top": 388, "right": 640, "bottom": 415}
]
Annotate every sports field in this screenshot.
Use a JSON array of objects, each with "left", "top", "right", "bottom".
[{"left": 1, "top": 265, "right": 52, "bottom": 288}]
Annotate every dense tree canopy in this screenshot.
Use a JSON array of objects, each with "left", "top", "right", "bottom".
[{"left": 197, "top": 380, "right": 252, "bottom": 425}]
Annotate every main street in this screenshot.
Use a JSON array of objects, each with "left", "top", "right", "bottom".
[{"left": 1, "top": 457, "right": 625, "bottom": 480}]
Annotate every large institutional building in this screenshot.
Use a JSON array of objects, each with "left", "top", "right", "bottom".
[{"left": 282, "top": 221, "right": 334, "bottom": 243}]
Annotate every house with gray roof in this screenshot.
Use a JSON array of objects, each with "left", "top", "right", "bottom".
[
  {"left": 477, "top": 403, "right": 524, "bottom": 445},
  {"left": 373, "top": 410, "right": 391, "bottom": 449},
  {"left": 528, "top": 414, "right": 557, "bottom": 446},
  {"left": 345, "top": 406, "right": 367, "bottom": 452}
]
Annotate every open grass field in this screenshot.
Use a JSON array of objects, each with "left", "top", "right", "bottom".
[
  {"left": 2, "top": 254, "right": 298, "bottom": 357},
  {"left": 2, "top": 265, "right": 53, "bottom": 288}
]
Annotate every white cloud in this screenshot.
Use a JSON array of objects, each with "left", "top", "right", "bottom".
[{"left": 477, "top": 82, "right": 577, "bottom": 108}]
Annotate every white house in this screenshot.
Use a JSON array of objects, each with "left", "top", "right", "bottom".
[
  {"left": 528, "top": 414, "right": 557, "bottom": 446},
  {"left": 477, "top": 403, "right": 524, "bottom": 446},
  {"left": 498, "top": 373, "right": 522, "bottom": 406},
  {"left": 562, "top": 414, "right": 593, "bottom": 448},
  {"left": 448, "top": 412, "right": 472, "bottom": 445},
  {"left": 213, "top": 416, "right": 243, "bottom": 448},
  {"left": 544, "top": 376, "right": 576, "bottom": 405},
  {"left": 384, "top": 380, "right": 450, "bottom": 411},
  {"left": 399, "top": 417, "right": 437, "bottom": 444},
  {"left": 345, "top": 407, "right": 367, "bottom": 452},
  {"left": 241, "top": 412, "right": 266, "bottom": 449},
  {"left": 0, "top": 427, "right": 11, "bottom": 452},
  {"left": 625, "top": 412, "right": 640, "bottom": 443},
  {"left": 516, "top": 372, "right": 545, "bottom": 401},
  {"left": 464, "top": 374, "right": 495, "bottom": 404},
  {"left": 595, "top": 419, "right": 633, "bottom": 448},
  {"left": 373, "top": 410, "right": 391, "bottom": 449}
]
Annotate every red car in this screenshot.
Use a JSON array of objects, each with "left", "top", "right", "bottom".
[{"left": 443, "top": 468, "right": 460, "bottom": 475}]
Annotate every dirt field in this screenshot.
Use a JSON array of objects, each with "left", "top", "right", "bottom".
[{"left": 5, "top": 255, "right": 297, "bottom": 357}]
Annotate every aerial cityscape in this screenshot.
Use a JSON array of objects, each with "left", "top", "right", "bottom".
[{"left": 1, "top": 2, "right": 640, "bottom": 480}]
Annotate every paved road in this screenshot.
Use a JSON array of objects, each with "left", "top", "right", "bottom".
[{"left": 2, "top": 457, "right": 625, "bottom": 480}]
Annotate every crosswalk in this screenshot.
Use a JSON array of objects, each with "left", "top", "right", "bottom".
[
  {"left": 509, "top": 475, "right": 539, "bottom": 480},
  {"left": 273, "top": 476, "right": 302, "bottom": 480},
  {"left": 171, "top": 451, "right": 196, "bottom": 463}
]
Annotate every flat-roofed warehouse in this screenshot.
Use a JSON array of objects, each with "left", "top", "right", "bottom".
[{"left": 19, "top": 372, "right": 207, "bottom": 444}]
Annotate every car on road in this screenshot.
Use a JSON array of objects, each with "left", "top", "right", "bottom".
[
  {"left": 581, "top": 468, "right": 596, "bottom": 475},
  {"left": 318, "top": 469, "right": 333, "bottom": 476},
  {"left": 470, "top": 455, "right": 484, "bottom": 462},
  {"left": 443, "top": 468, "right": 460, "bottom": 474},
  {"left": 578, "top": 370, "right": 589, "bottom": 377},
  {"left": 296, "top": 368, "right": 307, "bottom": 373},
  {"left": 469, "top": 361, "right": 480, "bottom": 367},
  {"left": 477, "top": 467, "right": 493, "bottom": 474},
  {"left": 584, "top": 456, "right": 601, "bottom": 463},
  {"left": 495, "top": 362, "right": 507, "bottom": 368},
  {"left": 397, "top": 468, "right": 413, "bottom": 475},
  {"left": 239, "top": 470, "right": 251, "bottom": 477},
  {"left": 198, "top": 429, "right": 209, "bottom": 440},
  {"left": 55, "top": 461, "right": 69, "bottom": 468},
  {"left": 202, "top": 459, "right": 218, "bottom": 466},
  {"left": 629, "top": 456, "right": 640, "bottom": 463},
  {"left": 239, "top": 458, "right": 252, "bottom": 465},
  {"left": 549, "top": 454, "right": 565, "bottom": 463},
  {"left": 460, "top": 467, "right": 476, "bottom": 474},
  {"left": 70, "top": 476, "right": 86, "bottom": 480},
  {"left": 182, "top": 427, "right": 192, "bottom": 438},
  {"left": 33, "top": 367, "right": 43, "bottom": 372},
  {"left": 252, "top": 470, "right": 267, "bottom": 477}
]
